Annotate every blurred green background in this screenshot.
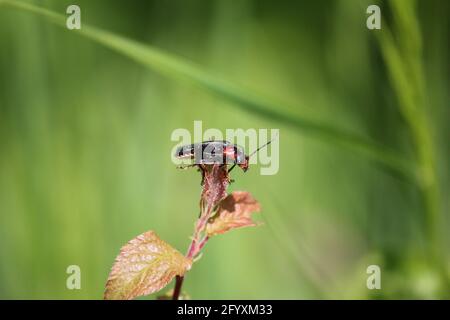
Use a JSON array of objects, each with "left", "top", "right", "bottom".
[{"left": 0, "top": 0, "right": 448, "bottom": 299}]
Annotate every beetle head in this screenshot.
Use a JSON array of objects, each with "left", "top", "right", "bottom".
[{"left": 238, "top": 155, "right": 249, "bottom": 172}]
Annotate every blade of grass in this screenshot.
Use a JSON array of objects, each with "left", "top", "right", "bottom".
[
  {"left": 376, "top": 0, "right": 447, "bottom": 290},
  {"left": 0, "top": 0, "right": 416, "bottom": 182}
]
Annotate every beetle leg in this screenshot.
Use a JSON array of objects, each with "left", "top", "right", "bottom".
[
  {"left": 227, "top": 163, "right": 237, "bottom": 173},
  {"left": 176, "top": 164, "right": 196, "bottom": 170}
]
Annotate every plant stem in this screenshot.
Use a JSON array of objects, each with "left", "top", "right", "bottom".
[
  {"left": 172, "top": 276, "right": 184, "bottom": 300},
  {"left": 172, "top": 165, "right": 226, "bottom": 300}
]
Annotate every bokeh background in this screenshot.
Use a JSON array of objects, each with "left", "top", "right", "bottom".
[{"left": 0, "top": 0, "right": 449, "bottom": 299}]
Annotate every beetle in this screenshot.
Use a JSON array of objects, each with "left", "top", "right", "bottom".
[
  {"left": 175, "top": 137, "right": 276, "bottom": 174},
  {"left": 175, "top": 140, "right": 248, "bottom": 172}
]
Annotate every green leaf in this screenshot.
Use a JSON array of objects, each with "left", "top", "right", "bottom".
[{"left": 104, "top": 231, "right": 191, "bottom": 300}]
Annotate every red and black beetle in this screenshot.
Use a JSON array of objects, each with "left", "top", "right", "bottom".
[
  {"left": 175, "top": 137, "right": 275, "bottom": 173},
  {"left": 175, "top": 140, "right": 248, "bottom": 172}
]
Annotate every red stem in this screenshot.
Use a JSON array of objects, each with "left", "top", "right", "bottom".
[
  {"left": 172, "top": 215, "right": 209, "bottom": 299},
  {"left": 172, "top": 164, "right": 227, "bottom": 300},
  {"left": 172, "top": 276, "right": 184, "bottom": 300}
]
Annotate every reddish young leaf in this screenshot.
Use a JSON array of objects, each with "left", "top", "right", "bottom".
[
  {"left": 201, "top": 164, "right": 230, "bottom": 212},
  {"left": 104, "top": 231, "right": 191, "bottom": 300},
  {"left": 206, "top": 191, "right": 261, "bottom": 236}
]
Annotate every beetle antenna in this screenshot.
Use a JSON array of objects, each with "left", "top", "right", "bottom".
[{"left": 248, "top": 132, "right": 278, "bottom": 158}]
